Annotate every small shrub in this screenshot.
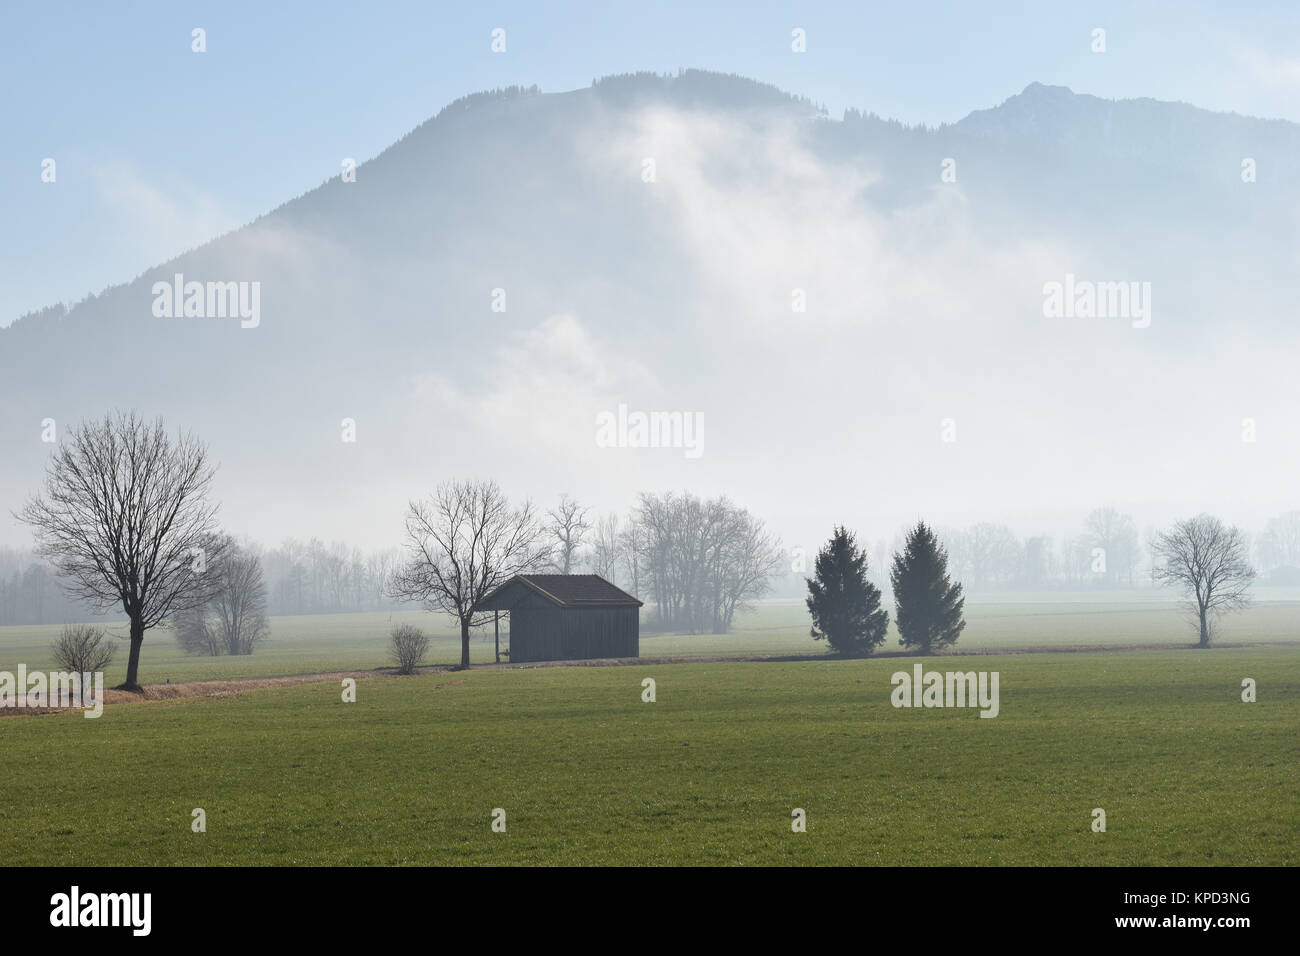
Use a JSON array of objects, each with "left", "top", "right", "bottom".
[
  {"left": 390, "top": 624, "right": 429, "bottom": 675},
  {"left": 51, "top": 623, "right": 118, "bottom": 676}
]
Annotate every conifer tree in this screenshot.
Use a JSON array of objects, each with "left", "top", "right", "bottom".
[
  {"left": 891, "top": 521, "right": 966, "bottom": 654},
  {"left": 805, "top": 526, "right": 889, "bottom": 656}
]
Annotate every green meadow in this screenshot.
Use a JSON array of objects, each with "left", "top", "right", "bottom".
[
  {"left": 0, "top": 595, "right": 1297, "bottom": 684},
  {"left": 1, "top": 648, "right": 1296, "bottom": 866}
]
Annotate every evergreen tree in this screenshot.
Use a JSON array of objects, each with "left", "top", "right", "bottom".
[
  {"left": 805, "top": 526, "right": 889, "bottom": 656},
  {"left": 891, "top": 521, "right": 966, "bottom": 654}
]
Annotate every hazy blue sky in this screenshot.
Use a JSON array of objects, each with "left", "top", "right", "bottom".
[{"left": 3, "top": 0, "right": 1298, "bottom": 326}]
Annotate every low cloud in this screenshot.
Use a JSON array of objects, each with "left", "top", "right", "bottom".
[{"left": 91, "top": 160, "right": 237, "bottom": 266}]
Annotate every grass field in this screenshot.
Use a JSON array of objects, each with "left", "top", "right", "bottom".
[
  {"left": 2, "top": 600, "right": 1295, "bottom": 866},
  {"left": 1, "top": 595, "right": 1297, "bottom": 684},
  {"left": 0, "top": 648, "right": 1295, "bottom": 865}
]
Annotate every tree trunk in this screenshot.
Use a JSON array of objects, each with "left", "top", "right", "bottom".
[
  {"left": 1198, "top": 607, "right": 1210, "bottom": 648},
  {"left": 122, "top": 616, "right": 145, "bottom": 691},
  {"left": 460, "top": 619, "right": 471, "bottom": 669}
]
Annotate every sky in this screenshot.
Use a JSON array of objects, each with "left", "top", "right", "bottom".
[{"left": 2, "top": 1, "right": 1299, "bottom": 328}]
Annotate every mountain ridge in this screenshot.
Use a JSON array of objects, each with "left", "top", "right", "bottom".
[{"left": 7, "top": 68, "right": 1299, "bottom": 331}]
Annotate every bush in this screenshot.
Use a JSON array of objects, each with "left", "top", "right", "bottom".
[
  {"left": 51, "top": 623, "right": 118, "bottom": 675},
  {"left": 390, "top": 624, "right": 429, "bottom": 675}
]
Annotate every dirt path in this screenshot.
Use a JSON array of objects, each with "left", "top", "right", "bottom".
[{"left": 0, "top": 668, "right": 451, "bottom": 715}]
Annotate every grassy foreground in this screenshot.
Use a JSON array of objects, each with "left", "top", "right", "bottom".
[{"left": 1, "top": 647, "right": 1295, "bottom": 865}]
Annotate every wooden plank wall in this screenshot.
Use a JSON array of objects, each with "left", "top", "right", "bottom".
[{"left": 511, "top": 605, "right": 639, "bottom": 662}]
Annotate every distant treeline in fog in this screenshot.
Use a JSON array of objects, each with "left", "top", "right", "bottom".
[
  {"left": 786, "top": 509, "right": 1300, "bottom": 598},
  {"left": 0, "top": 540, "right": 406, "bottom": 626},
  {"left": 2, "top": 507, "right": 1297, "bottom": 627}
]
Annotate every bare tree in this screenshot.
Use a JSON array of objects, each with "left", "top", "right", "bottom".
[
  {"left": 590, "top": 514, "right": 622, "bottom": 582},
  {"left": 547, "top": 493, "right": 590, "bottom": 574},
  {"left": 1143, "top": 525, "right": 1160, "bottom": 586},
  {"left": 1060, "top": 534, "right": 1096, "bottom": 587},
  {"left": 1153, "top": 514, "right": 1255, "bottom": 647},
  {"left": 51, "top": 623, "right": 118, "bottom": 677},
  {"left": 1023, "top": 534, "right": 1054, "bottom": 588},
  {"left": 635, "top": 491, "right": 782, "bottom": 633},
  {"left": 713, "top": 505, "right": 784, "bottom": 631},
  {"left": 618, "top": 515, "right": 645, "bottom": 599},
  {"left": 17, "top": 411, "right": 227, "bottom": 690},
  {"left": 389, "top": 623, "right": 429, "bottom": 675},
  {"left": 323, "top": 540, "right": 349, "bottom": 609},
  {"left": 872, "top": 538, "right": 890, "bottom": 589},
  {"left": 348, "top": 546, "right": 367, "bottom": 608},
  {"left": 1257, "top": 511, "right": 1300, "bottom": 581},
  {"left": 206, "top": 539, "right": 270, "bottom": 655},
  {"left": 1085, "top": 506, "right": 1139, "bottom": 587},
  {"left": 390, "top": 479, "right": 550, "bottom": 669},
  {"left": 366, "top": 548, "right": 399, "bottom": 609},
  {"left": 966, "top": 523, "right": 1021, "bottom": 591},
  {"left": 936, "top": 526, "right": 970, "bottom": 586},
  {"left": 173, "top": 604, "right": 222, "bottom": 655},
  {"left": 307, "top": 538, "right": 327, "bottom": 608}
]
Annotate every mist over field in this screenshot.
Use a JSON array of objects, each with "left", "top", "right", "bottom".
[{"left": 3, "top": 71, "right": 1297, "bottom": 562}]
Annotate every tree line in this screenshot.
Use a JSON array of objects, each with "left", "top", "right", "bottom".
[
  {"left": 562, "top": 492, "right": 784, "bottom": 634},
  {"left": 806, "top": 515, "right": 1255, "bottom": 654},
  {"left": 7, "top": 411, "right": 785, "bottom": 682},
  {"left": 845, "top": 507, "right": 1298, "bottom": 593},
  {"left": 0, "top": 539, "right": 406, "bottom": 626},
  {"left": 0, "top": 549, "right": 89, "bottom": 625},
  {"left": 8, "top": 411, "right": 1267, "bottom": 686}
]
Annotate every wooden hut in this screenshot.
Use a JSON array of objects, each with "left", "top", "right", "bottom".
[{"left": 473, "top": 574, "right": 642, "bottom": 663}]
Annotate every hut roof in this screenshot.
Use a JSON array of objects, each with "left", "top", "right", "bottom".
[{"left": 474, "top": 574, "right": 643, "bottom": 611}]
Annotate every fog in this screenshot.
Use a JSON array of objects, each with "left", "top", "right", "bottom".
[{"left": 2, "top": 72, "right": 1297, "bottom": 569}]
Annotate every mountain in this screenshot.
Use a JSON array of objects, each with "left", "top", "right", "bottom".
[{"left": 2, "top": 70, "right": 1297, "bottom": 552}]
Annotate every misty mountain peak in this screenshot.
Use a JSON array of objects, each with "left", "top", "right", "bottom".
[
  {"left": 1019, "top": 80, "right": 1076, "bottom": 98},
  {"left": 956, "top": 81, "right": 1103, "bottom": 140}
]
